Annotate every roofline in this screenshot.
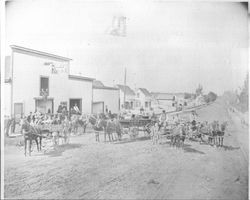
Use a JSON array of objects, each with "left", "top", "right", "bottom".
[
  {"left": 10, "top": 45, "right": 72, "bottom": 61},
  {"left": 138, "top": 88, "right": 151, "bottom": 96},
  {"left": 68, "top": 75, "right": 94, "bottom": 82},
  {"left": 93, "top": 86, "right": 119, "bottom": 90},
  {"left": 116, "top": 84, "right": 136, "bottom": 95}
]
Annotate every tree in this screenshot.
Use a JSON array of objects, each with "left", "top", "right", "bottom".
[
  {"left": 204, "top": 92, "right": 217, "bottom": 103},
  {"left": 184, "top": 93, "right": 192, "bottom": 99},
  {"left": 195, "top": 84, "right": 203, "bottom": 97},
  {"left": 238, "top": 73, "right": 249, "bottom": 112}
]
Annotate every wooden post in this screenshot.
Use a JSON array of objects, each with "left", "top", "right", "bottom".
[{"left": 124, "top": 68, "right": 126, "bottom": 109}]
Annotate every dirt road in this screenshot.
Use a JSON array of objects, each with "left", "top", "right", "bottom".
[{"left": 4, "top": 99, "right": 248, "bottom": 199}]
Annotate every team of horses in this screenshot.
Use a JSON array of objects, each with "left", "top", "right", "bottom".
[
  {"left": 18, "top": 112, "right": 228, "bottom": 156},
  {"left": 150, "top": 120, "right": 228, "bottom": 149},
  {"left": 19, "top": 114, "right": 89, "bottom": 156},
  {"left": 19, "top": 113, "right": 124, "bottom": 156}
]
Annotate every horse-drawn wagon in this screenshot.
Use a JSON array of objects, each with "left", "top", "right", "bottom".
[{"left": 119, "top": 117, "right": 154, "bottom": 139}]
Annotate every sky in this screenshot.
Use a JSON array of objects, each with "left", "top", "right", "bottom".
[{"left": 5, "top": 0, "right": 249, "bottom": 95}]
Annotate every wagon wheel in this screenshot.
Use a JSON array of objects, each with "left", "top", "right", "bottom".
[
  {"left": 144, "top": 123, "right": 153, "bottom": 137},
  {"left": 129, "top": 126, "right": 139, "bottom": 140}
]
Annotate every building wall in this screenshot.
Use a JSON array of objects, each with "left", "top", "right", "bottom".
[
  {"left": 93, "top": 88, "right": 119, "bottom": 113},
  {"left": 92, "top": 102, "right": 104, "bottom": 114},
  {"left": 135, "top": 89, "right": 152, "bottom": 109},
  {"left": 68, "top": 79, "right": 93, "bottom": 114},
  {"left": 119, "top": 90, "right": 136, "bottom": 109},
  {"left": 12, "top": 51, "right": 70, "bottom": 116},
  {"left": 4, "top": 83, "right": 11, "bottom": 116},
  {"left": 9, "top": 50, "right": 93, "bottom": 116}
]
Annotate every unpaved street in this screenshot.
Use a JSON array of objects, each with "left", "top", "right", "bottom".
[{"left": 4, "top": 99, "right": 248, "bottom": 199}]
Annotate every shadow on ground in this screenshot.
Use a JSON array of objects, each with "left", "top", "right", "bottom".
[
  {"left": 222, "top": 145, "right": 240, "bottom": 151},
  {"left": 157, "top": 141, "right": 205, "bottom": 154},
  {"left": 113, "top": 136, "right": 151, "bottom": 144},
  {"left": 183, "top": 146, "right": 205, "bottom": 154},
  {"left": 43, "top": 143, "right": 84, "bottom": 157}
]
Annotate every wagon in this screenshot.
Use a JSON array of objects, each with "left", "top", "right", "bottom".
[
  {"left": 37, "top": 124, "right": 64, "bottom": 138},
  {"left": 119, "top": 118, "right": 154, "bottom": 139}
]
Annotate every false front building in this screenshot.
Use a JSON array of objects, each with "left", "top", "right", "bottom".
[{"left": 4, "top": 45, "right": 94, "bottom": 118}]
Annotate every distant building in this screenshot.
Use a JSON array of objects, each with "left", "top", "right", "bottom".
[
  {"left": 93, "top": 80, "right": 119, "bottom": 114},
  {"left": 116, "top": 84, "right": 136, "bottom": 109},
  {"left": 4, "top": 45, "right": 94, "bottom": 117},
  {"left": 135, "top": 88, "right": 152, "bottom": 109},
  {"left": 151, "top": 92, "right": 186, "bottom": 107}
]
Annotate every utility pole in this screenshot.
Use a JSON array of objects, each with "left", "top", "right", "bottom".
[{"left": 124, "top": 68, "right": 126, "bottom": 109}]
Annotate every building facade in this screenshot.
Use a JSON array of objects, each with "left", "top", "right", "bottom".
[
  {"left": 4, "top": 45, "right": 94, "bottom": 117},
  {"left": 93, "top": 80, "right": 120, "bottom": 114},
  {"left": 135, "top": 88, "right": 152, "bottom": 110},
  {"left": 116, "top": 84, "right": 136, "bottom": 110}
]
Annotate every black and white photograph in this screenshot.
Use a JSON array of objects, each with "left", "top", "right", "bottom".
[{"left": 1, "top": 0, "right": 249, "bottom": 199}]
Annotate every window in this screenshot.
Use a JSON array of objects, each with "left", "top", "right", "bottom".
[
  {"left": 137, "top": 93, "right": 140, "bottom": 98},
  {"left": 40, "top": 77, "right": 49, "bottom": 96}
]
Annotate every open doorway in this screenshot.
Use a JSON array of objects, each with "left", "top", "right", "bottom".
[
  {"left": 69, "top": 98, "right": 82, "bottom": 114},
  {"left": 35, "top": 99, "right": 54, "bottom": 114}
]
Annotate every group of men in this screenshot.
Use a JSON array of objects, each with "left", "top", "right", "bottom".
[{"left": 158, "top": 110, "right": 197, "bottom": 130}]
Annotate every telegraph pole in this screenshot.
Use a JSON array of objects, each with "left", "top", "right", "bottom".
[{"left": 124, "top": 68, "right": 126, "bottom": 109}]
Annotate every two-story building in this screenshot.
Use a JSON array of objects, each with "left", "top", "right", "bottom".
[
  {"left": 116, "top": 84, "right": 136, "bottom": 110},
  {"left": 135, "top": 88, "right": 152, "bottom": 109},
  {"left": 4, "top": 45, "right": 94, "bottom": 118}
]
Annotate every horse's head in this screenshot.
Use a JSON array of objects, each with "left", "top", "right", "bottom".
[{"left": 88, "top": 115, "right": 97, "bottom": 125}]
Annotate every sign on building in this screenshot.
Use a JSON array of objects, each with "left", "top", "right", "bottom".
[{"left": 44, "top": 62, "right": 68, "bottom": 74}]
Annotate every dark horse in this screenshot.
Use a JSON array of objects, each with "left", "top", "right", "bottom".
[{"left": 20, "top": 119, "right": 44, "bottom": 156}]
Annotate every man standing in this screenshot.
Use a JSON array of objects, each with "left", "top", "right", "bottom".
[
  {"left": 159, "top": 110, "right": 167, "bottom": 131},
  {"left": 27, "top": 112, "right": 32, "bottom": 123},
  {"left": 73, "top": 104, "right": 80, "bottom": 114}
]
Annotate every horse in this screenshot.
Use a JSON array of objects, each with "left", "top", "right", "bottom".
[
  {"left": 88, "top": 115, "right": 113, "bottom": 142},
  {"left": 217, "top": 121, "right": 228, "bottom": 147},
  {"left": 209, "top": 121, "right": 220, "bottom": 146},
  {"left": 70, "top": 114, "right": 88, "bottom": 135},
  {"left": 88, "top": 115, "right": 122, "bottom": 142},
  {"left": 20, "top": 119, "right": 44, "bottom": 156},
  {"left": 51, "top": 119, "right": 71, "bottom": 145},
  {"left": 169, "top": 124, "right": 183, "bottom": 148}
]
